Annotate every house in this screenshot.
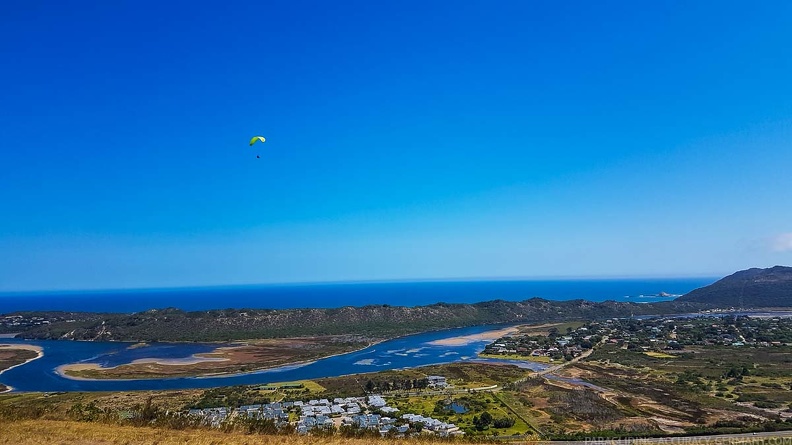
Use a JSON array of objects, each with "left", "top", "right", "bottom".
[
  {"left": 426, "top": 375, "right": 448, "bottom": 388},
  {"left": 368, "top": 395, "right": 387, "bottom": 407}
]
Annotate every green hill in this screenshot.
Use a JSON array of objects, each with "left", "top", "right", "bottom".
[
  {"left": 6, "top": 298, "right": 706, "bottom": 342},
  {"left": 678, "top": 266, "right": 792, "bottom": 308}
]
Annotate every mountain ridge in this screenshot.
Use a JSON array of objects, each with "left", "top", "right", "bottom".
[
  {"left": 678, "top": 265, "right": 792, "bottom": 307},
  {"left": 5, "top": 298, "right": 706, "bottom": 342},
  {"left": 4, "top": 267, "right": 791, "bottom": 342}
]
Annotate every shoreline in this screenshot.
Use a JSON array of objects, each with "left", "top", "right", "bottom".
[
  {"left": 427, "top": 326, "right": 519, "bottom": 346},
  {"left": 52, "top": 323, "right": 520, "bottom": 383},
  {"left": 0, "top": 344, "right": 45, "bottom": 393},
  {"left": 55, "top": 338, "right": 389, "bottom": 382},
  {"left": 16, "top": 322, "right": 554, "bottom": 387}
]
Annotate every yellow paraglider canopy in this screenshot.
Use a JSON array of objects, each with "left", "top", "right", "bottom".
[{"left": 249, "top": 136, "right": 266, "bottom": 146}]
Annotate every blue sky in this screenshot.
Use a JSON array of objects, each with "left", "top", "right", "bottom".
[{"left": 1, "top": 1, "right": 791, "bottom": 291}]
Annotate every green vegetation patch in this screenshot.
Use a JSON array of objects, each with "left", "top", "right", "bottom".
[
  {"left": 416, "top": 362, "right": 531, "bottom": 387},
  {"left": 388, "top": 392, "right": 530, "bottom": 437}
]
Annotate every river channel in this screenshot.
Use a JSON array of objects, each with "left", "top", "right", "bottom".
[{"left": 0, "top": 324, "right": 548, "bottom": 392}]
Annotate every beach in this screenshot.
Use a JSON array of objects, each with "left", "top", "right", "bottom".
[{"left": 427, "top": 326, "right": 518, "bottom": 346}]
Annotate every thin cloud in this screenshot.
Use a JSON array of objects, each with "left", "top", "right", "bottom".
[{"left": 772, "top": 233, "right": 792, "bottom": 252}]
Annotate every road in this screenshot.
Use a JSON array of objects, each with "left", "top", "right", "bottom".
[
  {"left": 509, "top": 429, "right": 792, "bottom": 444},
  {"left": 537, "top": 342, "right": 598, "bottom": 376}
]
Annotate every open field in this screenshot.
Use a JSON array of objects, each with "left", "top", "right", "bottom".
[
  {"left": 0, "top": 389, "right": 204, "bottom": 415},
  {"left": 551, "top": 344, "right": 792, "bottom": 436},
  {"left": 581, "top": 343, "right": 792, "bottom": 409},
  {"left": 388, "top": 392, "right": 534, "bottom": 437},
  {"left": 644, "top": 351, "right": 677, "bottom": 359},
  {"left": 0, "top": 420, "right": 458, "bottom": 445},
  {"left": 59, "top": 336, "right": 370, "bottom": 379},
  {"left": 478, "top": 353, "right": 554, "bottom": 363},
  {"left": 418, "top": 363, "right": 531, "bottom": 388},
  {"left": 2, "top": 356, "right": 792, "bottom": 440},
  {"left": 513, "top": 322, "right": 586, "bottom": 336}
]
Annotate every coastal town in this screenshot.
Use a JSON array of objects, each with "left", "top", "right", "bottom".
[
  {"left": 480, "top": 315, "right": 792, "bottom": 362},
  {"left": 0, "top": 314, "right": 53, "bottom": 332}
]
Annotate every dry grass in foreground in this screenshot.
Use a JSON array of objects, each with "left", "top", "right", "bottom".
[{"left": 0, "top": 420, "right": 460, "bottom": 445}]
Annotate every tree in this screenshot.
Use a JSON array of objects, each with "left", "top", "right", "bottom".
[
  {"left": 493, "top": 417, "right": 516, "bottom": 428},
  {"left": 474, "top": 411, "right": 493, "bottom": 430}
]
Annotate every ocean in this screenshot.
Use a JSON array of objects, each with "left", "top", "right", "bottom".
[{"left": 0, "top": 277, "right": 716, "bottom": 313}]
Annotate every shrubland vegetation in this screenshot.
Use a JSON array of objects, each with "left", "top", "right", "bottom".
[
  {"left": 2, "top": 299, "right": 709, "bottom": 341},
  {"left": 678, "top": 266, "right": 792, "bottom": 307}
]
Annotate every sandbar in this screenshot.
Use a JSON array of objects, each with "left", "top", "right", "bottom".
[
  {"left": 54, "top": 338, "right": 375, "bottom": 381},
  {"left": 427, "top": 326, "right": 519, "bottom": 346},
  {"left": 56, "top": 352, "right": 229, "bottom": 380}
]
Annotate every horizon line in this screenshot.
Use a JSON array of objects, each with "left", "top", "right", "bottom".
[{"left": 0, "top": 273, "right": 723, "bottom": 296}]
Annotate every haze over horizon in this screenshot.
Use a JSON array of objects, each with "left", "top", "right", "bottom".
[{"left": 2, "top": 1, "right": 792, "bottom": 291}]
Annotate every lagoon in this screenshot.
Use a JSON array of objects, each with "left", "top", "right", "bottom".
[
  {"left": 0, "top": 324, "right": 547, "bottom": 392},
  {"left": 0, "top": 278, "right": 719, "bottom": 392}
]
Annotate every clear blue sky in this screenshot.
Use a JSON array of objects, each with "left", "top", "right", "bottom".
[{"left": 2, "top": 1, "right": 791, "bottom": 291}]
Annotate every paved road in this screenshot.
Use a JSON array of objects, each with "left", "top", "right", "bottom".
[{"left": 499, "top": 430, "right": 792, "bottom": 444}]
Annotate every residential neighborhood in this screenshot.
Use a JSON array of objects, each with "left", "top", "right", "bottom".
[
  {"left": 482, "top": 315, "right": 792, "bottom": 362},
  {"left": 481, "top": 325, "right": 594, "bottom": 362},
  {"left": 187, "top": 393, "right": 463, "bottom": 438}
]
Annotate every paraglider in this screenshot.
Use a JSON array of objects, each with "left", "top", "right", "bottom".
[
  {"left": 249, "top": 136, "right": 266, "bottom": 146},
  {"left": 249, "top": 136, "right": 266, "bottom": 159}
]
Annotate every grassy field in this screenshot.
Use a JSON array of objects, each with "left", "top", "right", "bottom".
[
  {"left": 0, "top": 363, "right": 532, "bottom": 415},
  {"left": 0, "top": 389, "right": 204, "bottom": 417},
  {"left": 3, "top": 350, "right": 791, "bottom": 441},
  {"left": 387, "top": 392, "right": 533, "bottom": 437},
  {"left": 0, "top": 420, "right": 459, "bottom": 445},
  {"left": 644, "top": 351, "right": 677, "bottom": 359},
  {"left": 478, "top": 353, "right": 554, "bottom": 363},
  {"left": 554, "top": 343, "right": 792, "bottom": 436},
  {"left": 514, "top": 321, "right": 585, "bottom": 335},
  {"left": 582, "top": 343, "right": 792, "bottom": 410},
  {"left": 417, "top": 363, "right": 531, "bottom": 388}
]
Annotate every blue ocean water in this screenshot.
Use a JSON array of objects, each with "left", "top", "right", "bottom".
[{"left": 0, "top": 278, "right": 716, "bottom": 313}]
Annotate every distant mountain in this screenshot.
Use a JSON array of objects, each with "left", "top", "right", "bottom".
[{"left": 678, "top": 266, "right": 792, "bottom": 308}]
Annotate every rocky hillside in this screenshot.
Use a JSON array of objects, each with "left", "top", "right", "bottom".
[{"left": 678, "top": 266, "right": 792, "bottom": 308}]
